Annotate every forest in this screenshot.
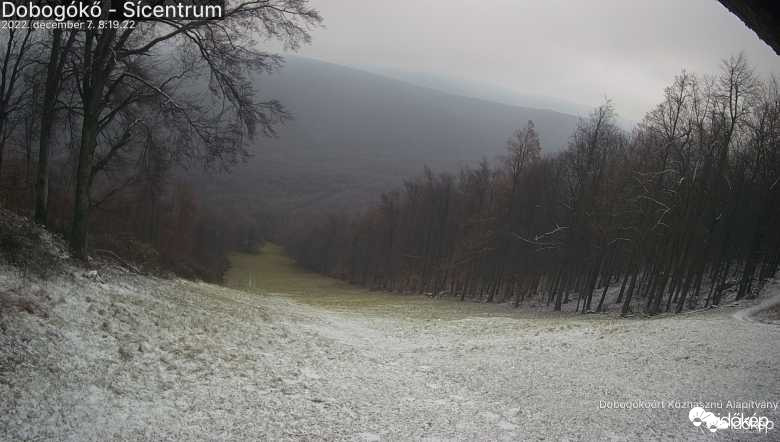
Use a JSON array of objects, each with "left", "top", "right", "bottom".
[
  {"left": 0, "top": 1, "right": 320, "bottom": 281},
  {"left": 286, "top": 55, "right": 780, "bottom": 315}
]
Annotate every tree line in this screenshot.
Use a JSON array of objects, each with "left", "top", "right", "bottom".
[
  {"left": 0, "top": 1, "right": 320, "bottom": 280},
  {"left": 286, "top": 55, "right": 780, "bottom": 314}
]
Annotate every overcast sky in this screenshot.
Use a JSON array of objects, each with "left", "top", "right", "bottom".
[{"left": 286, "top": 0, "right": 780, "bottom": 121}]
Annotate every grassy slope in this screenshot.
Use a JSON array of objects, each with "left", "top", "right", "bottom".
[{"left": 225, "top": 243, "right": 566, "bottom": 320}]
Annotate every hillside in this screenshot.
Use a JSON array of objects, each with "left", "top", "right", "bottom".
[
  {"left": 356, "top": 66, "right": 595, "bottom": 117},
  {"left": 194, "top": 57, "right": 581, "bottom": 213},
  {"left": 2, "top": 215, "right": 779, "bottom": 440}
]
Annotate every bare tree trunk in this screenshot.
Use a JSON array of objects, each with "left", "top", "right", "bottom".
[
  {"left": 0, "top": 122, "right": 6, "bottom": 180},
  {"left": 621, "top": 261, "right": 640, "bottom": 316},
  {"left": 70, "top": 28, "right": 116, "bottom": 259},
  {"left": 34, "top": 30, "right": 66, "bottom": 226},
  {"left": 71, "top": 102, "right": 99, "bottom": 259},
  {"left": 596, "top": 265, "right": 613, "bottom": 312}
]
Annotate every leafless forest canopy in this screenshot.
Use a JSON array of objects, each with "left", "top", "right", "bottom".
[
  {"left": 0, "top": 4, "right": 779, "bottom": 316},
  {"left": 286, "top": 55, "right": 780, "bottom": 314}
]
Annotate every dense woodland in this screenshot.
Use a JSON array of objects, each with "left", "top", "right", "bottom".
[
  {"left": 287, "top": 55, "right": 780, "bottom": 314},
  {"left": 0, "top": 1, "right": 320, "bottom": 281},
  {"left": 1, "top": 3, "right": 779, "bottom": 310}
]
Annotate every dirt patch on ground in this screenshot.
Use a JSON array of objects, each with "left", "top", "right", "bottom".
[{"left": 754, "top": 303, "right": 780, "bottom": 324}]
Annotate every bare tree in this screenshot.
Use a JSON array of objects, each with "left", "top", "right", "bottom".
[
  {"left": 0, "top": 27, "right": 36, "bottom": 180},
  {"left": 33, "top": 30, "right": 77, "bottom": 226},
  {"left": 65, "top": 0, "right": 321, "bottom": 258}
]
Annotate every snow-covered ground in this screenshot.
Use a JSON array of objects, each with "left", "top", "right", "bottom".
[{"left": 2, "top": 251, "right": 780, "bottom": 440}]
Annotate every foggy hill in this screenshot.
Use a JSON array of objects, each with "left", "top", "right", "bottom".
[
  {"left": 199, "top": 57, "right": 580, "bottom": 212},
  {"left": 356, "top": 65, "right": 595, "bottom": 117},
  {"left": 355, "top": 66, "right": 640, "bottom": 131}
]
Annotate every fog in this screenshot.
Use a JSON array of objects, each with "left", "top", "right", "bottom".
[{"left": 287, "top": 0, "right": 780, "bottom": 121}]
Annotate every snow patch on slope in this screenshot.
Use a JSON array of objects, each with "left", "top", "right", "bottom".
[{"left": 1, "top": 222, "right": 779, "bottom": 440}]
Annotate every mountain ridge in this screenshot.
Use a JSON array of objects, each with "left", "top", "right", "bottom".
[{"left": 195, "top": 56, "right": 581, "bottom": 213}]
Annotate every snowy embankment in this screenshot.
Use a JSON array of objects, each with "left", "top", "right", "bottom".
[{"left": 1, "top": 220, "right": 780, "bottom": 440}]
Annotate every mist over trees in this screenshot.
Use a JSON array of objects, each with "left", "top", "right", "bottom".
[
  {"left": 193, "top": 57, "right": 580, "bottom": 217},
  {"left": 285, "top": 55, "right": 780, "bottom": 314},
  {"left": 0, "top": 0, "right": 320, "bottom": 279}
]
